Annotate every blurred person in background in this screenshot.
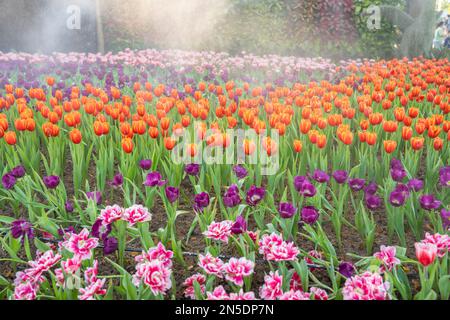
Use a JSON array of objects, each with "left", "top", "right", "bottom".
[{"left": 434, "top": 21, "right": 447, "bottom": 49}]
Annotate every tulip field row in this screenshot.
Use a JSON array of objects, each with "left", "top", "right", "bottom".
[{"left": 0, "top": 50, "right": 449, "bottom": 300}]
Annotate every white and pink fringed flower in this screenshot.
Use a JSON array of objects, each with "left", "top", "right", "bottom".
[
  {"left": 343, "top": 271, "right": 390, "bottom": 300},
  {"left": 62, "top": 228, "right": 98, "bottom": 261},
  {"left": 27, "top": 250, "right": 61, "bottom": 278},
  {"left": 135, "top": 242, "right": 173, "bottom": 268},
  {"left": 84, "top": 260, "right": 99, "bottom": 285},
  {"left": 78, "top": 279, "right": 107, "bottom": 300},
  {"left": 310, "top": 287, "right": 328, "bottom": 300},
  {"left": 203, "top": 220, "right": 233, "bottom": 243},
  {"left": 259, "top": 271, "right": 283, "bottom": 300},
  {"left": 206, "top": 286, "right": 230, "bottom": 300},
  {"left": 61, "top": 256, "right": 82, "bottom": 275},
  {"left": 373, "top": 245, "right": 401, "bottom": 272},
  {"left": 258, "top": 233, "right": 283, "bottom": 257},
  {"left": 421, "top": 233, "right": 450, "bottom": 258},
  {"left": 258, "top": 233, "right": 299, "bottom": 261},
  {"left": 279, "top": 290, "right": 311, "bottom": 300},
  {"left": 183, "top": 273, "right": 206, "bottom": 299},
  {"left": 99, "top": 205, "right": 124, "bottom": 224},
  {"left": 14, "top": 282, "right": 38, "bottom": 300},
  {"left": 223, "top": 257, "right": 255, "bottom": 287},
  {"left": 229, "top": 289, "right": 257, "bottom": 300},
  {"left": 122, "top": 205, "right": 152, "bottom": 226},
  {"left": 198, "top": 253, "right": 224, "bottom": 278},
  {"left": 133, "top": 260, "right": 172, "bottom": 296}
]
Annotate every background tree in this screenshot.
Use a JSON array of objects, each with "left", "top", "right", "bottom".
[{"left": 381, "top": 0, "right": 437, "bottom": 57}]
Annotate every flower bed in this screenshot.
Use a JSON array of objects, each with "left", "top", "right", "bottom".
[{"left": 0, "top": 51, "right": 449, "bottom": 300}]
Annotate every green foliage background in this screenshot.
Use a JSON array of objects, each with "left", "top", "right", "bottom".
[{"left": 103, "top": 0, "right": 417, "bottom": 60}]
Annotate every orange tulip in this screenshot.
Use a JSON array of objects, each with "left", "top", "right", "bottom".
[
  {"left": 433, "top": 137, "right": 443, "bottom": 151},
  {"left": 401, "top": 126, "right": 413, "bottom": 140},
  {"left": 14, "top": 119, "right": 27, "bottom": 131},
  {"left": 408, "top": 107, "right": 419, "bottom": 118},
  {"left": 369, "top": 113, "right": 383, "bottom": 125},
  {"left": 164, "top": 137, "right": 176, "bottom": 150},
  {"left": 299, "top": 119, "right": 311, "bottom": 134},
  {"left": 132, "top": 120, "right": 146, "bottom": 135},
  {"left": 69, "top": 129, "right": 82, "bottom": 144},
  {"left": 186, "top": 143, "right": 197, "bottom": 157},
  {"left": 122, "top": 138, "right": 134, "bottom": 153},
  {"left": 160, "top": 117, "right": 170, "bottom": 131},
  {"left": 339, "top": 131, "right": 354, "bottom": 145},
  {"left": 46, "top": 77, "right": 55, "bottom": 86},
  {"left": 394, "top": 107, "right": 405, "bottom": 122},
  {"left": 181, "top": 115, "right": 191, "bottom": 128},
  {"left": 25, "top": 119, "right": 35, "bottom": 131},
  {"left": 358, "top": 131, "right": 367, "bottom": 143},
  {"left": 382, "top": 121, "right": 397, "bottom": 133},
  {"left": 4, "top": 131, "right": 16, "bottom": 145},
  {"left": 383, "top": 140, "right": 397, "bottom": 153},
  {"left": 415, "top": 122, "right": 426, "bottom": 135},
  {"left": 148, "top": 127, "right": 159, "bottom": 139},
  {"left": 366, "top": 132, "right": 377, "bottom": 146},
  {"left": 243, "top": 139, "right": 256, "bottom": 155},
  {"left": 317, "top": 134, "right": 327, "bottom": 149},
  {"left": 262, "top": 137, "right": 278, "bottom": 156},
  {"left": 427, "top": 125, "right": 441, "bottom": 139},
  {"left": 410, "top": 137, "right": 424, "bottom": 151},
  {"left": 293, "top": 140, "right": 302, "bottom": 153},
  {"left": 360, "top": 119, "right": 369, "bottom": 131}
]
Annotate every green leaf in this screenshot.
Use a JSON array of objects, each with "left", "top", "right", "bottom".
[{"left": 438, "top": 275, "right": 450, "bottom": 300}]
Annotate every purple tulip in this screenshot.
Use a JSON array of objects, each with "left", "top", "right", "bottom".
[
  {"left": 389, "top": 190, "right": 407, "bottom": 207},
  {"left": 419, "top": 194, "right": 441, "bottom": 211},
  {"left": 441, "top": 209, "right": 450, "bottom": 230},
  {"left": 338, "top": 261, "right": 355, "bottom": 278},
  {"left": 185, "top": 164, "right": 200, "bottom": 176},
  {"left": 139, "top": 159, "right": 152, "bottom": 170},
  {"left": 332, "top": 170, "right": 348, "bottom": 184},
  {"left": 407, "top": 179, "right": 424, "bottom": 192},
  {"left": 278, "top": 202, "right": 297, "bottom": 219},
  {"left": 348, "top": 178, "right": 365, "bottom": 192},
  {"left": 11, "top": 219, "right": 34, "bottom": 242},
  {"left": 233, "top": 165, "right": 248, "bottom": 180},
  {"left": 2, "top": 173, "right": 16, "bottom": 190},
  {"left": 87, "top": 191, "right": 102, "bottom": 205},
  {"left": 43, "top": 175, "right": 60, "bottom": 189},
  {"left": 439, "top": 166, "right": 450, "bottom": 187},
  {"left": 298, "top": 180, "right": 317, "bottom": 198},
  {"left": 11, "top": 165, "right": 26, "bottom": 178},
  {"left": 364, "top": 182, "right": 378, "bottom": 195},
  {"left": 390, "top": 158, "right": 404, "bottom": 170},
  {"left": 65, "top": 201, "right": 74, "bottom": 213},
  {"left": 394, "top": 183, "right": 410, "bottom": 195},
  {"left": 223, "top": 184, "right": 241, "bottom": 208},
  {"left": 109, "top": 173, "right": 124, "bottom": 187},
  {"left": 92, "top": 219, "right": 112, "bottom": 240},
  {"left": 144, "top": 171, "right": 167, "bottom": 187},
  {"left": 390, "top": 168, "right": 407, "bottom": 182},
  {"left": 301, "top": 206, "right": 319, "bottom": 224},
  {"left": 365, "top": 193, "right": 381, "bottom": 210},
  {"left": 165, "top": 186, "right": 180, "bottom": 203},
  {"left": 293, "top": 175, "right": 308, "bottom": 192},
  {"left": 246, "top": 185, "right": 266, "bottom": 206},
  {"left": 194, "top": 192, "right": 210, "bottom": 211},
  {"left": 312, "top": 170, "right": 330, "bottom": 183},
  {"left": 231, "top": 215, "right": 247, "bottom": 234},
  {"left": 103, "top": 236, "right": 118, "bottom": 255}
]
